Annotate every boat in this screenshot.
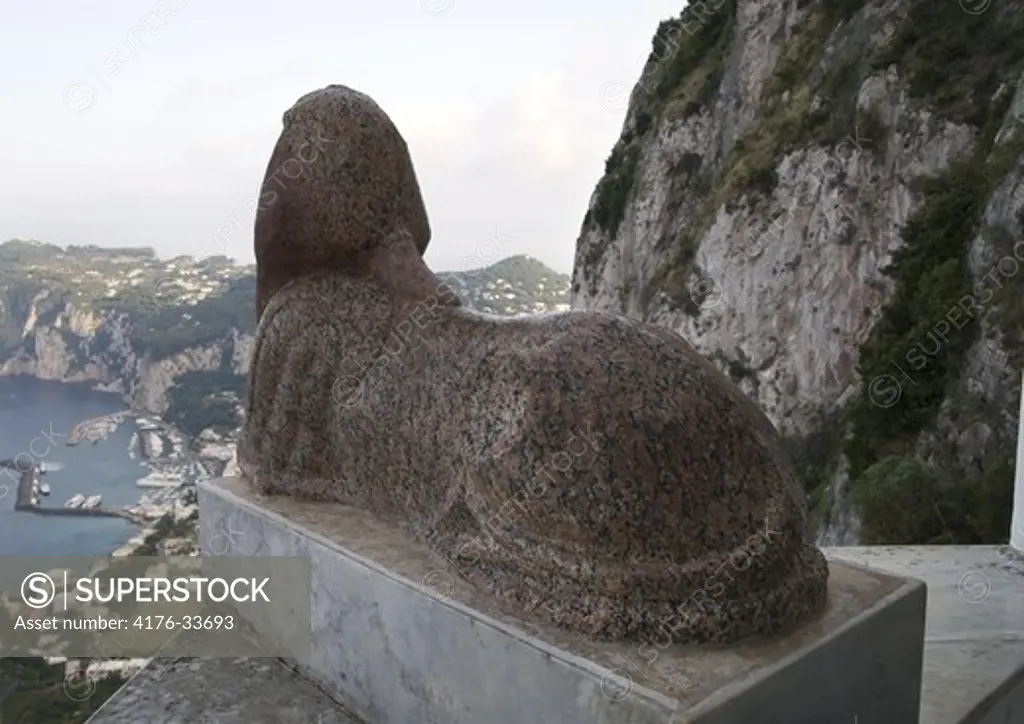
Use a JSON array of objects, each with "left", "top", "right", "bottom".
[
  {"left": 39, "top": 483, "right": 50, "bottom": 495},
  {"left": 136, "top": 471, "right": 185, "bottom": 489},
  {"left": 64, "top": 494, "right": 85, "bottom": 509},
  {"left": 83, "top": 494, "right": 102, "bottom": 509}
]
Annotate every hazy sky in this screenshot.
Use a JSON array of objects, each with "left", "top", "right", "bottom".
[{"left": 0, "top": 0, "right": 684, "bottom": 274}]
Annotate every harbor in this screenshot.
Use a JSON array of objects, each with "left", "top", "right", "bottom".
[
  {"left": 3, "top": 458, "right": 146, "bottom": 523},
  {"left": 0, "top": 381, "right": 214, "bottom": 699},
  {"left": 2, "top": 409, "right": 232, "bottom": 556}
]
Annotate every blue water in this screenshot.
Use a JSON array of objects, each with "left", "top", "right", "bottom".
[{"left": 0, "top": 376, "right": 144, "bottom": 557}]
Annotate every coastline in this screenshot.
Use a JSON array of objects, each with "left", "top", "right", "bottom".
[
  {"left": 4, "top": 408, "right": 230, "bottom": 558},
  {"left": 1, "top": 404, "right": 235, "bottom": 700}
]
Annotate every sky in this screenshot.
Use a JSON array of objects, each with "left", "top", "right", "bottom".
[{"left": 0, "top": 0, "right": 684, "bottom": 274}]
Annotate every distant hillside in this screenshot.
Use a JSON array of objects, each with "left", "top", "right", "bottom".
[
  {"left": 0, "top": 241, "right": 569, "bottom": 356},
  {"left": 0, "top": 240, "right": 570, "bottom": 434},
  {"left": 0, "top": 240, "right": 247, "bottom": 361},
  {"left": 440, "top": 255, "right": 572, "bottom": 316}
]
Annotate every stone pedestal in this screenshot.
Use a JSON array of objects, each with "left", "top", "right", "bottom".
[{"left": 199, "top": 478, "right": 927, "bottom": 724}]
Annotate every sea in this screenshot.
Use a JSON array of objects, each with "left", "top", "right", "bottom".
[{"left": 0, "top": 376, "right": 145, "bottom": 558}]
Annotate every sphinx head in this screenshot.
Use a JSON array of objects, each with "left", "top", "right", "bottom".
[{"left": 253, "top": 84, "right": 431, "bottom": 317}]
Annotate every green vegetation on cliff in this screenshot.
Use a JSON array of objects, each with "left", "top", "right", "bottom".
[
  {"left": 591, "top": 140, "right": 642, "bottom": 235},
  {"left": 649, "top": 0, "right": 735, "bottom": 118},
  {"left": 129, "top": 510, "right": 200, "bottom": 556},
  {"left": 988, "top": 210, "right": 1024, "bottom": 369},
  {"left": 165, "top": 367, "right": 247, "bottom": 437},
  {"left": 873, "top": 0, "right": 1024, "bottom": 127},
  {"left": 845, "top": 159, "right": 987, "bottom": 478},
  {"left": 0, "top": 658, "right": 126, "bottom": 724},
  {"left": 835, "top": 1, "right": 1024, "bottom": 544},
  {"left": 715, "top": 0, "right": 881, "bottom": 209},
  {"left": 587, "top": 0, "right": 736, "bottom": 240},
  {"left": 129, "top": 277, "right": 256, "bottom": 359},
  {"left": 852, "top": 451, "right": 1015, "bottom": 545},
  {"left": 843, "top": 138, "right": 1021, "bottom": 542}
]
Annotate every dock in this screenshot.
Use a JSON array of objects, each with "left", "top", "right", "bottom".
[{"left": 10, "top": 465, "right": 145, "bottom": 525}]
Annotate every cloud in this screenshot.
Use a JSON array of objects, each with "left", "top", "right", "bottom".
[
  {"left": 396, "top": 68, "right": 623, "bottom": 272},
  {"left": 2, "top": 16, "right": 651, "bottom": 275}
]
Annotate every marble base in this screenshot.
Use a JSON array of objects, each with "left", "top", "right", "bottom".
[
  {"left": 199, "top": 478, "right": 927, "bottom": 724},
  {"left": 827, "top": 546, "right": 1024, "bottom": 724},
  {"left": 85, "top": 652, "right": 360, "bottom": 723}
]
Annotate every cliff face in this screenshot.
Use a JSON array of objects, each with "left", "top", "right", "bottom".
[
  {"left": 0, "top": 244, "right": 256, "bottom": 419},
  {"left": 573, "top": 0, "right": 1024, "bottom": 544},
  {"left": 0, "top": 296, "right": 253, "bottom": 414}
]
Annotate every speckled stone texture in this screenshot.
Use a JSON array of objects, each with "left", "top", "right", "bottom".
[{"left": 238, "top": 84, "right": 829, "bottom": 644}]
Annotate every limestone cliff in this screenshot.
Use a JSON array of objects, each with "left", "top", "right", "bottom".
[
  {"left": 0, "top": 296, "right": 253, "bottom": 414},
  {"left": 0, "top": 244, "right": 255, "bottom": 418},
  {"left": 573, "top": 0, "right": 1024, "bottom": 545}
]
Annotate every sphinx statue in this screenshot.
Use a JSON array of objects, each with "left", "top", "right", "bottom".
[{"left": 238, "top": 84, "right": 829, "bottom": 644}]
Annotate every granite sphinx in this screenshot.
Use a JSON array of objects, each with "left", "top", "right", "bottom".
[{"left": 238, "top": 84, "right": 829, "bottom": 644}]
